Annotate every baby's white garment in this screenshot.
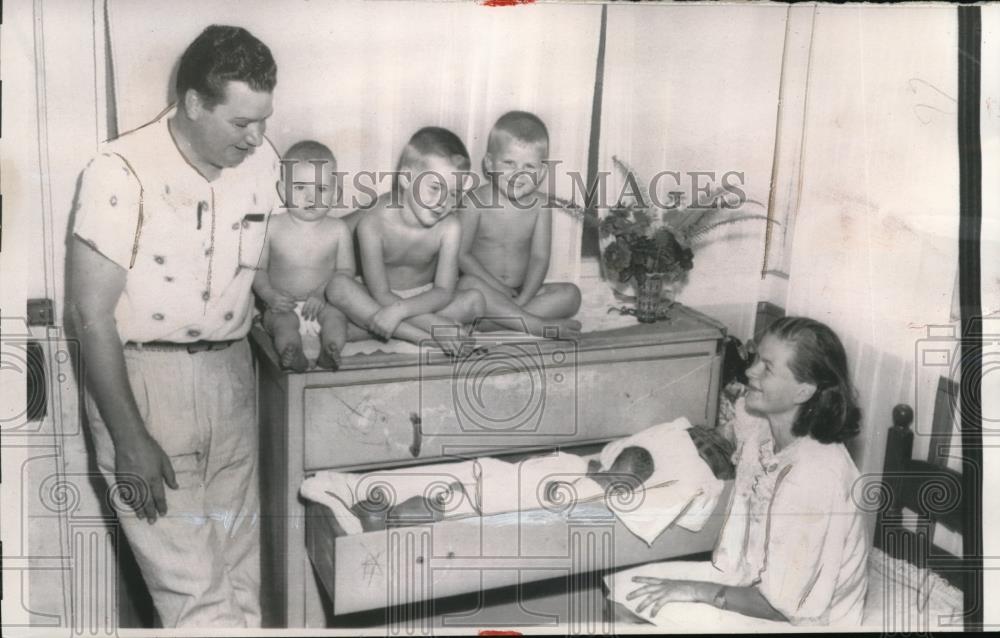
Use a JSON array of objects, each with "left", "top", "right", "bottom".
[
  {"left": 292, "top": 300, "right": 323, "bottom": 362},
  {"left": 391, "top": 282, "right": 434, "bottom": 299},
  {"left": 293, "top": 300, "right": 322, "bottom": 338}
]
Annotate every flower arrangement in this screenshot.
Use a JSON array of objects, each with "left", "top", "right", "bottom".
[{"left": 598, "top": 157, "right": 775, "bottom": 321}]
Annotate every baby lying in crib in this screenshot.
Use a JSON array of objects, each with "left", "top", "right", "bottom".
[
  {"left": 544, "top": 432, "right": 732, "bottom": 505},
  {"left": 541, "top": 446, "right": 656, "bottom": 504}
]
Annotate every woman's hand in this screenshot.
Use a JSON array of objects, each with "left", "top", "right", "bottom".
[{"left": 626, "top": 577, "right": 717, "bottom": 618}]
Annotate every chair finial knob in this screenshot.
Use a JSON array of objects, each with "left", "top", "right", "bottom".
[{"left": 892, "top": 404, "right": 914, "bottom": 429}]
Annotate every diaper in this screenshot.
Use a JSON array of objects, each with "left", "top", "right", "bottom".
[
  {"left": 293, "top": 301, "right": 322, "bottom": 338},
  {"left": 391, "top": 282, "right": 434, "bottom": 299},
  {"left": 293, "top": 301, "right": 323, "bottom": 362}
]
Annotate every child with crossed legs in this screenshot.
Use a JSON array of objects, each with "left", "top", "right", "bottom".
[{"left": 326, "top": 127, "right": 485, "bottom": 356}]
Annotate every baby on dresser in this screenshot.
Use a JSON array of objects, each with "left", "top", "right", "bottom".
[{"left": 253, "top": 140, "right": 354, "bottom": 371}]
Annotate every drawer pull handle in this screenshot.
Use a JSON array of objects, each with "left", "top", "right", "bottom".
[
  {"left": 415, "top": 556, "right": 424, "bottom": 564},
  {"left": 447, "top": 551, "right": 455, "bottom": 559},
  {"left": 409, "top": 412, "right": 422, "bottom": 457}
]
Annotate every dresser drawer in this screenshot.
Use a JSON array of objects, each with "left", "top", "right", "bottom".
[
  {"left": 305, "top": 481, "right": 731, "bottom": 616},
  {"left": 302, "top": 339, "right": 719, "bottom": 472}
]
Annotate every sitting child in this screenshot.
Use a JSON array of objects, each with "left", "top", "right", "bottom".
[
  {"left": 351, "top": 481, "right": 467, "bottom": 532},
  {"left": 457, "top": 111, "right": 582, "bottom": 339},
  {"left": 253, "top": 140, "right": 354, "bottom": 371},
  {"left": 326, "top": 127, "right": 485, "bottom": 356}
]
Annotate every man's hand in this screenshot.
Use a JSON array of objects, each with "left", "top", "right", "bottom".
[
  {"left": 262, "top": 287, "right": 296, "bottom": 313},
  {"left": 301, "top": 295, "right": 325, "bottom": 321},
  {"left": 369, "top": 304, "right": 406, "bottom": 340},
  {"left": 114, "top": 432, "right": 178, "bottom": 524}
]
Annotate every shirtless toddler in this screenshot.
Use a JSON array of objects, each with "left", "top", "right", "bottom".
[
  {"left": 458, "top": 111, "right": 582, "bottom": 339},
  {"left": 253, "top": 140, "right": 354, "bottom": 371}
]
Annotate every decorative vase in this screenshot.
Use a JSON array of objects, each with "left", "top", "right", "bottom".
[{"left": 635, "top": 273, "right": 668, "bottom": 323}]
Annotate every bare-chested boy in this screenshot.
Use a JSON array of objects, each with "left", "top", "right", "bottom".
[
  {"left": 253, "top": 140, "right": 353, "bottom": 371},
  {"left": 326, "top": 127, "right": 485, "bottom": 356},
  {"left": 457, "top": 111, "right": 582, "bottom": 339}
]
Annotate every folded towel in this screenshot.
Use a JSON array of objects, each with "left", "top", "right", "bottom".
[
  {"left": 300, "top": 459, "right": 480, "bottom": 535},
  {"left": 474, "top": 421, "right": 724, "bottom": 546},
  {"left": 598, "top": 417, "right": 726, "bottom": 545}
]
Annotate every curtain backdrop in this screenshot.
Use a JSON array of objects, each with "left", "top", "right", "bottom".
[
  {"left": 107, "top": 0, "right": 601, "bottom": 283},
  {"left": 784, "top": 7, "right": 960, "bottom": 482}
]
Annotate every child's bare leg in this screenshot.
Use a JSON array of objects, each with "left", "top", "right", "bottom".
[
  {"left": 408, "top": 289, "right": 484, "bottom": 355},
  {"left": 457, "top": 276, "right": 581, "bottom": 339},
  {"left": 345, "top": 322, "right": 372, "bottom": 342},
  {"left": 315, "top": 304, "right": 348, "bottom": 370},
  {"left": 406, "top": 313, "right": 465, "bottom": 356},
  {"left": 264, "top": 310, "right": 309, "bottom": 372},
  {"left": 522, "top": 283, "right": 583, "bottom": 320},
  {"left": 326, "top": 273, "right": 435, "bottom": 345}
]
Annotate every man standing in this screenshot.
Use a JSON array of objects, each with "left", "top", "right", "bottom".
[{"left": 68, "top": 25, "right": 278, "bottom": 627}]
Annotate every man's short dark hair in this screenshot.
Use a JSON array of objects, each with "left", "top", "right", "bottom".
[{"left": 175, "top": 25, "right": 277, "bottom": 110}]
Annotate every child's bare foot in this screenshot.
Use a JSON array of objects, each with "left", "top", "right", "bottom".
[
  {"left": 433, "top": 333, "right": 465, "bottom": 358},
  {"left": 315, "top": 341, "right": 342, "bottom": 370},
  {"left": 279, "top": 343, "right": 310, "bottom": 372}
]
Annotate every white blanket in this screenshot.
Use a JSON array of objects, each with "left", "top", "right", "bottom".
[
  {"left": 300, "top": 459, "right": 480, "bottom": 536},
  {"left": 301, "top": 417, "right": 724, "bottom": 546}
]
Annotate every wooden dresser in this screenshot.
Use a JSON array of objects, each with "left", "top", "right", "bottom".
[{"left": 252, "top": 305, "right": 728, "bottom": 628}]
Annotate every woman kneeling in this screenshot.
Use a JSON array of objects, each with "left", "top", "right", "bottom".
[{"left": 610, "top": 316, "right": 868, "bottom": 628}]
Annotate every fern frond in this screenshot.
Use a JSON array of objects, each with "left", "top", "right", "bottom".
[
  {"left": 611, "top": 155, "right": 652, "bottom": 209},
  {"left": 667, "top": 208, "right": 715, "bottom": 236},
  {"left": 685, "top": 213, "right": 777, "bottom": 242},
  {"left": 549, "top": 195, "right": 583, "bottom": 212}
]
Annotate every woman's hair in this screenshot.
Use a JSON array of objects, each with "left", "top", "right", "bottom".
[{"left": 762, "top": 316, "right": 862, "bottom": 443}]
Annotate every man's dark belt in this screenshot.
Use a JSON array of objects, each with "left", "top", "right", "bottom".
[{"left": 124, "top": 339, "right": 241, "bottom": 354}]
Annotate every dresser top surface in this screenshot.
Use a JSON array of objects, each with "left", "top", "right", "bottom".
[{"left": 251, "top": 303, "right": 726, "bottom": 376}]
